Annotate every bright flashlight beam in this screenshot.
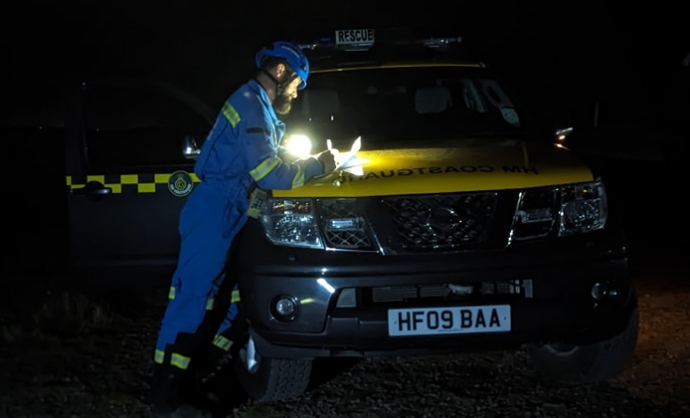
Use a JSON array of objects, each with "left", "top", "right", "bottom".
[{"left": 286, "top": 134, "right": 312, "bottom": 158}]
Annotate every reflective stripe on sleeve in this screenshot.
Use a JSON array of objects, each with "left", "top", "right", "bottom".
[
  {"left": 231, "top": 289, "right": 240, "bottom": 303},
  {"left": 292, "top": 165, "right": 305, "bottom": 188},
  {"left": 249, "top": 156, "right": 281, "bottom": 182},
  {"left": 222, "top": 103, "right": 241, "bottom": 127}
]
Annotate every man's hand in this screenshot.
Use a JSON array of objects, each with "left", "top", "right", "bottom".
[{"left": 315, "top": 149, "right": 337, "bottom": 174}]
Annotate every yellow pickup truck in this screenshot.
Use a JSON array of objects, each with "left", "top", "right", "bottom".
[
  {"left": 227, "top": 30, "right": 638, "bottom": 402},
  {"left": 63, "top": 28, "right": 638, "bottom": 403}
]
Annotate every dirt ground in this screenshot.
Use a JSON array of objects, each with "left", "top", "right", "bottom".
[{"left": 0, "top": 252, "right": 688, "bottom": 418}]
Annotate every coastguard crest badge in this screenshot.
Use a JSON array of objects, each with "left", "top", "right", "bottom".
[{"left": 168, "top": 170, "right": 193, "bottom": 197}]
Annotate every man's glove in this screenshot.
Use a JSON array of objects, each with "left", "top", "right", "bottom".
[{"left": 315, "top": 150, "right": 336, "bottom": 174}]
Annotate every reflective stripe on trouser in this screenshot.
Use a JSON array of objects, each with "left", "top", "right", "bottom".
[
  {"left": 154, "top": 275, "right": 221, "bottom": 369},
  {"left": 153, "top": 184, "right": 248, "bottom": 367},
  {"left": 199, "top": 286, "right": 247, "bottom": 379},
  {"left": 211, "top": 286, "right": 241, "bottom": 352}
]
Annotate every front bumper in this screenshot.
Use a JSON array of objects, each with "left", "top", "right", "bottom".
[{"left": 235, "top": 220, "right": 634, "bottom": 359}]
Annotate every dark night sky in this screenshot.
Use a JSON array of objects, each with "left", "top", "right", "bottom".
[{"left": 3, "top": 1, "right": 689, "bottom": 115}]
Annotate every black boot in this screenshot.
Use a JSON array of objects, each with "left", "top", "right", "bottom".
[
  {"left": 195, "top": 314, "right": 248, "bottom": 389},
  {"left": 150, "top": 345, "right": 212, "bottom": 418},
  {"left": 150, "top": 357, "right": 190, "bottom": 415}
]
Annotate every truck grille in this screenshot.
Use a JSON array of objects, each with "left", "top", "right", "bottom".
[
  {"left": 381, "top": 193, "right": 497, "bottom": 252},
  {"left": 317, "top": 192, "right": 499, "bottom": 254},
  {"left": 320, "top": 199, "right": 372, "bottom": 249}
]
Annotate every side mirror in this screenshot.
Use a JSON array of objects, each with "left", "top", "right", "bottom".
[
  {"left": 182, "top": 135, "right": 201, "bottom": 160},
  {"left": 535, "top": 111, "right": 574, "bottom": 144},
  {"left": 555, "top": 126, "right": 574, "bottom": 143}
]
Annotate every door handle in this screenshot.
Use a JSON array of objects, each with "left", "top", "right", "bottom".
[{"left": 71, "top": 181, "right": 112, "bottom": 197}]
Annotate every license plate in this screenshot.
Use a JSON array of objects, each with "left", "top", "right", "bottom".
[{"left": 387, "top": 305, "right": 511, "bottom": 337}]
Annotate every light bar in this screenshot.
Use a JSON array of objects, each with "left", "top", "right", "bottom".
[
  {"left": 297, "top": 37, "right": 333, "bottom": 51},
  {"left": 423, "top": 36, "right": 463, "bottom": 48},
  {"left": 296, "top": 29, "right": 462, "bottom": 52}
]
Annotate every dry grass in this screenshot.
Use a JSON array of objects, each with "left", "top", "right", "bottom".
[
  {"left": 235, "top": 403, "right": 284, "bottom": 418},
  {"left": 2, "top": 290, "right": 114, "bottom": 344}
]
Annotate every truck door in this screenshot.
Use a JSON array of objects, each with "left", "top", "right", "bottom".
[{"left": 65, "top": 79, "right": 213, "bottom": 271}]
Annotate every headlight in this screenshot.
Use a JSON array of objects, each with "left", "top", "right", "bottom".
[
  {"left": 260, "top": 198, "right": 324, "bottom": 249},
  {"left": 511, "top": 180, "right": 607, "bottom": 242},
  {"left": 558, "top": 181, "right": 607, "bottom": 236}
]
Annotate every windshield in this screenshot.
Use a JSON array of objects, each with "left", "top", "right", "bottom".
[{"left": 282, "top": 65, "right": 530, "bottom": 148}]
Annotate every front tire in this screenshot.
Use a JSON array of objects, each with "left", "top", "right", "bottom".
[{"left": 526, "top": 305, "right": 639, "bottom": 385}]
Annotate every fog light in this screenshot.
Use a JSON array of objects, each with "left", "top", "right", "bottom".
[
  {"left": 591, "top": 282, "right": 619, "bottom": 300},
  {"left": 271, "top": 295, "right": 299, "bottom": 322},
  {"left": 276, "top": 298, "right": 296, "bottom": 315}
]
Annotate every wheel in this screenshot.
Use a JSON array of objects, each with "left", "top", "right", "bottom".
[
  {"left": 526, "top": 305, "right": 639, "bottom": 385},
  {"left": 233, "top": 333, "right": 313, "bottom": 402}
]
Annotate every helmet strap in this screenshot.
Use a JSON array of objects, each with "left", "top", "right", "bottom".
[{"left": 260, "top": 68, "right": 297, "bottom": 98}]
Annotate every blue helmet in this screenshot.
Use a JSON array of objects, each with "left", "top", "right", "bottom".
[{"left": 255, "top": 41, "right": 310, "bottom": 90}]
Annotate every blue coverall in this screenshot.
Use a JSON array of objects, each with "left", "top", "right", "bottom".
[{"left": 153, "top": 79, "right": 324, "bottom": 371}]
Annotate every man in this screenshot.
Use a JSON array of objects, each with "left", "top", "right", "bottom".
[{"left": 150, "top": 41, "right": 336, "bottom": 417}]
